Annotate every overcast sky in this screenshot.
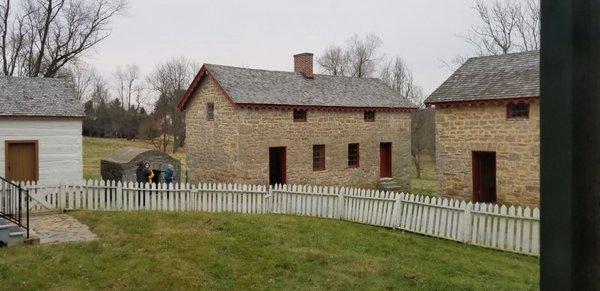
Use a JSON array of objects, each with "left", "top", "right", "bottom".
[{"left": 87, "top": 0, "right": 492, "bottom": 95}]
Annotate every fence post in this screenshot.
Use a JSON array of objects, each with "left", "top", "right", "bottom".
[
  {"left": 116, "top": 182, "right": 123, "bottom": 211},
  {"left": 392, "top": 193, "right": 403, "bottom": 229},
  {"left": 336, "top": 188, "right": 345, "bottom": 220},
  {"left": 268, "top": 185, "right": 274, "bottom": 214},
  {"left": 460, "top": 202, "right": 473, "bottom": 242},
  {"left": 59, "top": 181, "right": 66, "bottom": 211}
]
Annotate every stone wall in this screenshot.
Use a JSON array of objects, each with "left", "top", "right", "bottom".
[
  {"left": 185, "top": 77, "right": 412, "bottom": 189},
  {"left": 435, "top": 103, "right": 540, "bottom": 207}
]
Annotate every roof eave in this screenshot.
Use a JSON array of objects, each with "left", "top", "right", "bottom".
[{"left": 425, "top": 96, "right": 540, "bottom": 108}]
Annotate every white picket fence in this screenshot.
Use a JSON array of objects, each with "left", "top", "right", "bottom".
[{"left": 21, "top": 180, "right": 540, "bottom": 256}]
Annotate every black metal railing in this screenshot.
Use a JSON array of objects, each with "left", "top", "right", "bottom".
[{"left": 0, "top": 177, "right": 29, "bottom": 238}]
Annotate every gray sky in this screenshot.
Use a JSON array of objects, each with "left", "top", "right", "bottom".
[{"left": 87, "top": 0, "right": 486, "bottom": 95}]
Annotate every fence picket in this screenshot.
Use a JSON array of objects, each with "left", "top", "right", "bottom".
[{"left": 22, "top": 179, "right": 539, "bottom": 256}]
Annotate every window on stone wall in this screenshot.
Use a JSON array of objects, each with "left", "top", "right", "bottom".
[
  {"left": 207, "top": 103, "right": 215, "bottom": 121},
  {"left": 313, "top": 145, "right": 325, "bottom": 171},
  {"left": 293, "top": 109, "right": 307, "bottom": 122},
  {"left": 364, "top": 110, "right": 375, "bottom": 122},
  {"left": 507, "top": 103, "right": 529, "bottom": 119},
  {"left": 348, "top": 143, "right": 360, "bottom": 168}
]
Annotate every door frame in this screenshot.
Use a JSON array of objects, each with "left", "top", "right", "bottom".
[
  {"left": 379, "top": 142, "right": 393, "bottom": 178},
  {"left": 471, "top": 151, "right": 497, "bottom": 203},
  {"left": 268, "top": 147, "right": 287, "bottom": 185},
  {"left": 5, "top": 140, "right": 39, "bottom": 182}
]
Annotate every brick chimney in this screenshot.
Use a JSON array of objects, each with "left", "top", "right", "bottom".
[{"left": 294, "top": 53, "right": 314, "bottom": 79}]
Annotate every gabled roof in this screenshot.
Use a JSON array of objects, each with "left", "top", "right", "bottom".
[
  {"left": 0, "top": 76, "right": 83, "bottom": 118},
  {"left": 178, "top": 64, "right": 416, "bottom": 111},
  {"left": 426, "top": 51, "right": 539, "bottom": 105}
]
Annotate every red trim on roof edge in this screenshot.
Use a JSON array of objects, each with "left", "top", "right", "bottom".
[
  {"left": 178, "top": 65, "right": 238, "bottom": 111},
  {"left": 425, "top": 96, "right": 540, "bottom": 108},
  {"left": 178, "top": 65, "right": 417, "bottom": 113},
  {"left": 237, "top": 103, "right": 416, "bottom": 113}
]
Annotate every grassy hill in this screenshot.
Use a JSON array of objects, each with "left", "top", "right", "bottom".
[{"left": 0, "top": 211, "right": 539, "bottom": 290}]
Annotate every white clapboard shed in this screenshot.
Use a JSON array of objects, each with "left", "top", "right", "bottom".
[{"left": 0, "top": 76, "right": 84, "bottom": 184}]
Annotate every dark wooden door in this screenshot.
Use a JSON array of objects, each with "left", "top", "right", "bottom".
[
  {"left": 472, "top": 151, "right": 497, "bottom": 203},
  {"left": 6, "top": 141, "right": 38, "bottom": 182},
  {"left": 380, "top": 143, "right": 392, "bottom": 178},
  {"left": 269, "top": 147, "right": 286, "bottom": 185}
]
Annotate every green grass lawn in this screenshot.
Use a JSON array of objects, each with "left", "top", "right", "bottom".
[
  {"left": 411, "top": 153, "right": 438, "bottom": 196},
  {"left": 0, "top": 212, "right": 539, "bottom": 290},
  {"left": 83, "top": 137, "right": 186, "bottom": 180}
]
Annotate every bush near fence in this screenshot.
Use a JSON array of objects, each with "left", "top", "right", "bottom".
[{"left": 21, "top": 180, "right": 540, "bottom": 256}]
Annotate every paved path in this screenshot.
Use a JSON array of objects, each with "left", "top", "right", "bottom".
[{"left": 29, "top": 213, "right": 97, "bottom": 244}]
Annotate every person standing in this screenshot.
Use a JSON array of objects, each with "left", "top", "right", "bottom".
[
  {"left": 164, "top": 164, "right": 174, "bottom": 185},
  {"left": 135, "top": 161, "right": 145, "bottom": 185}
]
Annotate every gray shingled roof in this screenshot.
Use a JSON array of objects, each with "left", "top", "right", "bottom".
[
  {"left": 205, "top": 64, "right": 416, "bottom": 108},
  {"left": 426, "top": 51, "right": 539, "bottom": 104},
  {"left": 0, "top": 76, "right": 83, "bottom": 117}
]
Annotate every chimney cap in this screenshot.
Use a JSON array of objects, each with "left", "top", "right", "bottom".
[{"left": 294, "top": 52, "right": 314, "bottom": 57}]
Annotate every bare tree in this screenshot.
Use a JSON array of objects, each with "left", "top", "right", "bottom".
[
  {"left": 0, "top": 0, "right": 126, "bottom": 77},
  {"left": 114, "top": 64, "right": 143, "bottom": 109},
  {"left": 146, "top": 57, "right": 198, "bottom": 152},
  {"left": 63, "top": 61, "right": 97, "bottom": 101},
  {"left": 316, "top": 45, "right": 349, "bottom": 76},
  {"left": 515, "top": 0, "right": 540, "bottom": 51},
  {"left": 411, "top": 108, "right": 436, "bottom": 178},
  {"left": 90, "top": 74, "right": 111, "bottom": 104},
  {"left": 346, "top": 33, "right": 383, "bottom": 78},
  {"left": 444, "top": 0, "right": 540, "bottom": 71},
  {"left": 461, "top": 0, "right": 520, "bottom": 56},
  {"left": 380, "top": 56, "right": 424, "bottom": 106}
]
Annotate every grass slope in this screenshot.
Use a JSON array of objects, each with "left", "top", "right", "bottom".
[
  {"left": 0, "top": 212, "right": 538, "bottom": 290},
  {"left": 411, "top": 153, "right": 437, "bottom": 196}
]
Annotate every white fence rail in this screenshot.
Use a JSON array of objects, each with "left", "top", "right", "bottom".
[{"left": 21, "top": 180, "right": 540, "bottom": 256}]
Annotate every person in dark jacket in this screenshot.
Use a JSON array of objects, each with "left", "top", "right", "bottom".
[
  {"left": 135, "top": 161, "right": 145, "bottom": 185},
  {"left": 164, "top": 164, "right": 174, "bottom": 185}
]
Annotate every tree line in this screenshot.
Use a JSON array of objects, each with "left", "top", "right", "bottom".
[{"left": 76, "top": 57, "right": 197, "bottom": 153}]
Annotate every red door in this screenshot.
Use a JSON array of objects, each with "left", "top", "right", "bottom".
[
  {"left": 269, "top": 147, "right": 286, "bottom": 185},
  {"left": 472, "top": 151, "right": 497, "bottom": 203},
  {"left": 380, "top": 143, "right": 392, "bottom": 178}
]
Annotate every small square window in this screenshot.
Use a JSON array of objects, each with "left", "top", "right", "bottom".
[
  {"left": 293, "top": 109, "right": 307, "bottom": 122},
  {"left": 313, "top": 145, "right": 325, "bottom": 171},
  {"left": 364, "top": 110, "right": 375, "bottom": 122},
  {"left": 507, "top": 103, "right": 529, "bottom": 119},
  {"left": 348, "top": 143, "right": 360, "bottom": 168},
  {"left": 207, "top": 103, "right": 215, "bottom": 121}
]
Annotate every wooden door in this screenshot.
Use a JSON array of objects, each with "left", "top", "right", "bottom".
[
  {"left": 472, "top": 151, "right": 497, "bottom": 203},
  {"left": 380, "top": 143, "right": 392, "bottom": 178},
  {"left": 269, "top": 147, "right": 286, "bottom": 185},
  {"left": 6, "top": 141, "right": 38, "bottom": 182}
]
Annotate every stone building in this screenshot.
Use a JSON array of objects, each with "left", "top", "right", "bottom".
[
  {"left": 178, "top": 53, "right": 417, "bottom": 189},
  {"left": 425, "top": 51, "right": 540, "bottom": 207},
  {"left": 101, "top": 147, "right": 181, "bottom": 184}
]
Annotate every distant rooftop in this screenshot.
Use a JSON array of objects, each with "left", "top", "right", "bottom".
[
  {"left": 0, "top": 76, "right": 83, "bottom": 117},
  {"left": 179, "top": 62, "right": 417, "bottom": 111},
  {"left": 426, "top": 51, "right": 539, "bottom": 105}
]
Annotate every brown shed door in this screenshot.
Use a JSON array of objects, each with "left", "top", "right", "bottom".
[
  {"left": 472, "top": 151, "right": 496, "bottom": 203},
  {"left": 6, "top": 141, "right": 38, "bottom": 182},
  {"left": 380, "top": 143, "right": 392, "bottom": 178}
]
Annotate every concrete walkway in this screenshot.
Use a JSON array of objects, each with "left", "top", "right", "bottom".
[{"left": 29, "top": 213, "right": 97, "bottom": 244}]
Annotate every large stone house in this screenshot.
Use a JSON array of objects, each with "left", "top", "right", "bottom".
[
  {"left": 425, "top": 51, "right": 539, "bottom": 207},
  {"left": 178, "top": 53, "right": 417, "bottom": 189}
]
